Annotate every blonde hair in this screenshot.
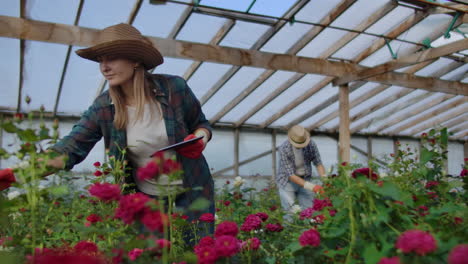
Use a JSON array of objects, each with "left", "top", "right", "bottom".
[{"left": 109, "top": 66, "right": 162, "bottom": 130}]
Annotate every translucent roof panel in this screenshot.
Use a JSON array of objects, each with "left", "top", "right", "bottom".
[
  {"left": 56, "top": 47, "right": 102, "bottom": 115},
  {"left": 246, "top": 74, "right": 328, "bottom": 124},
  {"left": 272, "top": 83, "right": 337, "bottom": 127},
  {"left": 365, "top": 6, "right": 414, "bottom": 35},
  {"left": 414, "top": 57, "right": 455, "bottom": 77},
  {"left": 431, "top": 31, "right": 465, "bottom": 48},
  {"left": 78, "top": 0, "right": 135, "bottom": 28},
  {"left": 21, "top": 41, "right": 68, "bottom": 112},
  {"left": 186, "top": 62, "right": 233, "bottom": 98},
  {"left": 27, "top": 0, "right": 80, "bottom": 25},
  {"left": 203, "top": 66, "right": 265, "bottom": 119},
  {"left": 295, "top": 0, "right": 343, "bottom": 24},
  {"left": 332, "top": 34, "right": 379, "bottom": 60},
  {"left": 219, "top": 21, "right": 271, "bottom": 49},
  {"left": 381, "top": 95, "right": 466, "bottom": 134},
  {"left": 153, "top": 57, "right": 194, "bottom": 77},
  {"left": 0, "top": 37, "right": 19, "bottom": 109},
  {"left": 359, "top": 40, "right": 417, "bottom": 67},
  {"left": 301, "top": 101, "right": 338, "bottom": 129},
  {"left": 330, "top": 0, "right": 390, "bottom": 30},
  {"left": 199, "top": 0, "right": 253, "bottom": 12},
  {"left": 221, "top": 70, "right": 298, "bottom": 122},
  {"left": 0, "top": 0, "right": 19, "bottom": 17},
  {"left": 260, "top": 23, "right": 312, "bottom": 53},
  {"left": 440, "top": 64, "right": 468, "bottom": 81},
  {"left": 399, "top": 14, "right": 453, "bottom": 43},
  {"left": 248, "top": 0, "right": 298, "bottom": 17},
  {"left": 133, "top": 2, "right": 193, "bottom": 38},
  {"left": 297, "top": 28, "right": 349, "bottom": 58},
  {"left": 176, "top": 13, "right": 229, "bottom": 44}
]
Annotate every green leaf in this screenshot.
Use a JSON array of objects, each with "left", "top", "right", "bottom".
[
  {"left": 368, "top": 181, "right": 402, "bottom": 201},
  {"left": 448, "top": 180, "right": 463, "bottom": 189},
  {"left": 363, "top": 244, "right": 384, "bottom": 264},
  {"left": 49, "top": 185, "right": 69, "bottom": 197},
  {"left": 1, "top": 122, "right": 18, "bottom": 133},
  {"left": 265, "top": 256, "right": 277, "bottom": 264},
  {"left": 17, "top": 128, "right": 38, "bottom": 142},
  {"left": 440, "top": 127, "right": 448, "bottom": 146},
  {"left": 286, "top": 241, "right": 302, "bottom": 253},
  {"left": 188, "top": 197, "right": 210, "bottom": 211},
  {"left": 420, "top": 148, "right": 434, "bottom": 165}
]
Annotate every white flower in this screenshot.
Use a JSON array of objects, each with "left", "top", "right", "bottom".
[
  {"left": 394, "top": 171, "right": 400, "bottom": 177},
  {"left": 8, "top": 212, "right": 21, "bottom": 220},
  {"left": 233, "top": 176, "right": 245, "bottom": 187},
  {"left": 0, "top": 246, "right": 14, "bottom": 252},
  {"left": 11, "top": 160, "right": 30, "bottom": 169},
  {"left": 38, "top": 184, "right": 47, "bottom": 190},
  {"left": 215, "top": 214, "right": 218, "bottom": 220},
  {"left": 290, "top": 204, "right": 302, "bottom": 214},
  {"left": 7, "top": 190, "right": 21, "bottom": 200},
  {"left": 380, "top": 172, "right": 388, "bottom": 178}
]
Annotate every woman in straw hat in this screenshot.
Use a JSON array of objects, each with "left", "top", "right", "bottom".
[
  {"left": 276, "top": 125, "right": 327, "bottom": 221},
  {"left": 44, "top": 23, "right": 214, "bottom": 241}
]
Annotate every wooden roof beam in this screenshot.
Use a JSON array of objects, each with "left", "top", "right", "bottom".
[
  {"left": 409, "top": 112, "right": 467, "bottom": 136},
  {"left": 334, "top": 38, "right": 468, "bottom": 86},
  {"left": 1, "top": 16, "right": 467, "bottom": 95}
]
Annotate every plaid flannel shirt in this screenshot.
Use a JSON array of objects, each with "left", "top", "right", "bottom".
[
  {"left": 51, "top": 74, "right": 214, "bottom": 217},
  {"left": 276, "top": 139, "right": 323, "bottom": 188}
]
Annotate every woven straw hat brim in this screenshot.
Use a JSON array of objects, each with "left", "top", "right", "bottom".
[
  {"left": 288, "top": 128, "right": 310, "bottom": 149},
  {"left": 288, "top": 136, "right": 310, "bottom": 149},
  {"left": 76, "top": 40, "right": 163, "bottom": 69}
]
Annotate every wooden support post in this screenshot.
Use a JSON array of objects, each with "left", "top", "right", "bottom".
[
  {"left": 234, "top": 128, "right": 240, "bottom": 177},
  {"left": 367, "top": 136, "right": 372, "bottom": 162},
  {"left": 339, "top": 84, "right": 350, "bottom": 163},
  {"left": 271, "top": 130, "right": 277, "bottom": 185}
]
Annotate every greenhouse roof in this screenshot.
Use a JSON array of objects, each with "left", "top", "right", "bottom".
[{"left": 0, "top": 0, "right": 467, "bottom": 141}]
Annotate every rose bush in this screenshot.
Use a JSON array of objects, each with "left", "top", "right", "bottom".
[{"left": 0, "top": 109, "right": 466, "bottom": 264}]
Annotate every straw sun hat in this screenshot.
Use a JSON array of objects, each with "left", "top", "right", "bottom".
[
  {"left": 288, "top": 125, "right": 310, "bottom": 149},
  {"left": 76, "top": 23, "right": 163, "bottom": 70}
]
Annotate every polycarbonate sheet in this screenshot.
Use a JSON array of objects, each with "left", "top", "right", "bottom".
[
  {"left": 301, "top": 82, "right": 384, "bottom": 129},
  {"left": 349, "top": 136, "right": 368, "bottom": 165},
  {"left": 332, "top": 34, "right": 379, "bottom": 60},
  {"left": 365, "top": 91, "right": 440, "bottom": 132},
  {"left": 133, "top": 1, "right": 192, "bottom": 38},
  {"left": 404, "top": 102, "right": 468, "bottom": 136},
  {"left": 20, "top": 41, "right": 68, "bottom": 112},
  {"left": 260, "top": 23, "right": 312, "bottom": 53},
  {"left": 221, "top": 70, "right": 298, "bottom": 123},
  {"left": 313, "top": 135, "right": 338, "bottom": 174},
  {"left": 431, "top": 31, "right": 465, "bottom": 48},
  {"left": 359, "top": 40, "right": 416, "bottom": 67},
  {"left": 330, "top": 0, "right": 390, "bottom": 30},
  {"left": 297, "top": 28, "right": 349, "bottom": 58},
  {"left": 300, "top": 101, "right": 338, "bottom": 129},
  {"left": 27, "top": 0, "right": 80, "bottom": 25},
  {"left": 447, "top": 142, "right": 465, "bottom": 175},
  {"left": 365, "top": 6, "right": 414, "bottom": 35},
  {"left": 440, "top": 64, "right": 468, "bottom": 81},
  {"left": 399, "top": 14, "right": 452, "bottom": 43},
  {"left": 186, "top": 62, "right": 233, "bottom": 98},
  {"left": 238, "top": 131, "right": 273, "bottom": 176},
  {"left": 0, "top": 0, "right": 19, "bottom": 16},
  {"left": 371, "top": 138, "right": 394, "bottom": 161},
  {"left": 246, "top": 74, "right": 328, "bottom": 124},
  {"left": 219, "top": 21, "right": 271, "bottom": 49},
  {"left": 382, "top": 96, "right": 466, "bottom": 134},
  {"left": 414, "top": 57, "right": 454, "bottom": 77},
  {"left": 247, "top": 0, "right": 297, "bottom": 17},
  {"left": 0, "top": 38, "right": 19, "bottom": 109},
  {"left": 56, "top": 46, "right": 102, "bottom": 115},
  {"left": 176, "top": 13, "right": 229, "bottom": 44},
  {"left": 272, "top": 83, "right": 337, "bottom": 127},
  {"left": 199, "top": 0, "right": 253, "bottom": 12},
  {"left": 203, "top": 129, "right": 235, "bottom": 173},
  {"left": 203, "top": 66, "right": 266, "bottom": 119},
  {"left": 78, "top": 0, "right": 135, "bottom": 28},
  {"left": 153, "top": 57, "right": 194, "bottom": 77},
  {"left": 295, "top": 0, "right": 342, "bottom": 24}
]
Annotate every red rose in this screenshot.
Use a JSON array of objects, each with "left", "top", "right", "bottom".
[
  {"left": 88, "top": 182, "right": 121, "bottom": 201},
  {"left": 299, "top": 229, "right": 320, "bottom": 247},
  {"left": 395, "top": 229, "right": 437, "bottom": 255},
  {"left": 352, "top": 167, "right": 379, "bottom": 181},
  {"left": 0, "top": 168, "right": 16, "bottom": 191}
]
